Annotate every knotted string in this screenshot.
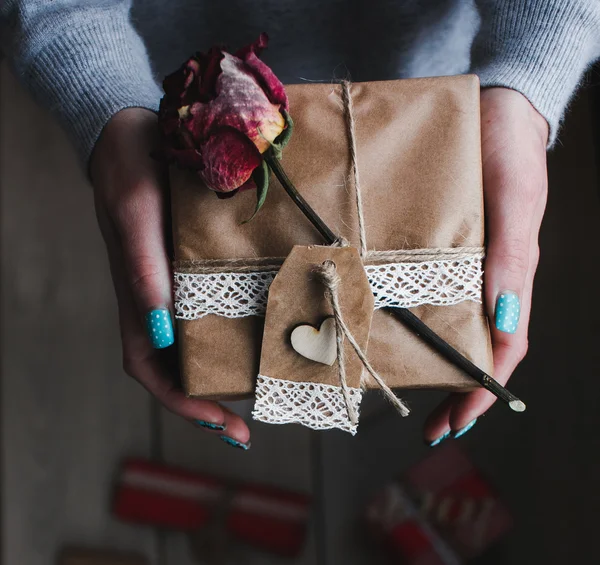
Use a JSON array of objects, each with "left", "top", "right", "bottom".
[
  {"left": 324, "top": 81, "right": 410, "bottom": 422},
  {"left": 341, "top": 80, "right": 367, "bottom": 258},
  {"left": 313, "top": 260, "right": 410, "bottom": 423}
]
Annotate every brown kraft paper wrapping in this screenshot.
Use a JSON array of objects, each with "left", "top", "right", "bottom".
[{"left": 171, "top": 75, "right": 493, "bottom": 399}]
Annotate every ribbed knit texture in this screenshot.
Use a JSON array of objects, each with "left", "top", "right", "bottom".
[
  {"left": 1, "top": 1, "right": 162, "bottom": 165},
  {"left": 2, "top": 0, "right": 600, "bottom": 165},
  {"left": 472, "top": 0, "right": 600, "bottom": 145}
]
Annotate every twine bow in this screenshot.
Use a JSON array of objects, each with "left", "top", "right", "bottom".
[
  {"left": 313, "top": 259, "right": 410, "bottom": 425},
  {"left": 310, "top": 82, "right": 411, "bottom": 425}
]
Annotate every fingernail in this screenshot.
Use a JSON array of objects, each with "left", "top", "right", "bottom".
[
  {"left": 495, "top": 291, "right": 520, "bottom": 334},
  {"left": 145, "top": 308, "right": 175, "bottom": 349},
  {"left": 453, "top": 418, "right": 477, "bottom": 439},
  {"left": 195, "top": 420, "right": 226, "bottom": 431},
  {"left": 428, "top": 430, "right": 451, "bottom": 448},
  {"left": 219, "top": 435, "right": 251, "bottom": 450}
]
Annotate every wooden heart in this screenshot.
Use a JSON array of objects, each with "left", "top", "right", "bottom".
[{"left": 290, "top": 317, "right": 337, "bottom": 366}]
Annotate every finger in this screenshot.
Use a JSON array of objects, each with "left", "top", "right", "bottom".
[
  {"left": 422, "top": 393, "right": 458, "bottom": 445},
  {"left": 446, "top": 159, "right": 546, "bottom": 423},
  {"left": 112, "top": 171, "right": 177, "bottom": 349},
  {"left": 446, "top": 244, "right": 538, "bottom": 429},
  {"left": 424, "top": 235, "right": 539, "bottom": 443},
  {"left": 424, "top": 135, "right": 547, "bottom": 444},
  {"left": 424, "top": 211, "right": 540, "bottom": 442},
  {"left": 117, "top": 251, "right": 252, "bottom": 444},
  {"left": 97, "top": 110, "right": 175, "bottom": 350},
  {"left": 98, "top": 203, "right": 251, "bottom": 444}
]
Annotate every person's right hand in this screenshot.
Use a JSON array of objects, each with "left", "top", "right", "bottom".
[
  {"left": 90, "top": 108, "right": 251, "bottom": 449},
  {"left": 423, "top": 88, "right": 548, "bottom": 445}
]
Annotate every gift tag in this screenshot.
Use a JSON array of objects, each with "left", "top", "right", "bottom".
[{"left": 253, "top": 245, "right": 374, "bottom": 434}]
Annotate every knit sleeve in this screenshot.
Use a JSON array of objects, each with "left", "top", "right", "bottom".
[
  {"left": 470, "top": 0, "right": 600, "bottom": 145},
  {"left": 1, "top": 1, "right": 163, "bottom": 167}
]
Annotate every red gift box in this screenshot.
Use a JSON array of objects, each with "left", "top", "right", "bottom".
[
  {"left": 367, "top": 444, "right": 512, "bottom": 564},
  {"left": 113, "top": 458, "right": 311, "bottom": 557}
]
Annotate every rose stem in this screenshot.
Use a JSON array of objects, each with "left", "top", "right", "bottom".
[
  {"left": 265, "top": 151, "right": 525, "bottom": 412},
  {"left": 389, "top": 307, "right": 526, "bottom": 412},
  {"left": 264, "top": 153, "right": 338, "bottom": 243}
]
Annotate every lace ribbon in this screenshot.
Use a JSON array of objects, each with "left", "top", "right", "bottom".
[
  {"left": 173, "top": 253, "right": 484, "bottom": 321},
  {"left": 251, "top": 375, "right": 363, "bottom": 434}
]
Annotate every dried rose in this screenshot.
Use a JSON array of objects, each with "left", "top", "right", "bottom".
[{"left": 158, "top": 33, "right": 290, "bottom": 197}]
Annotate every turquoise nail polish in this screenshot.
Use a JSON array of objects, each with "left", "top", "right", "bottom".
[
  {"left": 428, "top": 430, "right": 451, "bottom": 448},
  {"left": 145, "top": 308, "right": 175, "bottom": 349},
  {"left": 195, "top": 420, "right": 226, "bottom": 431},
  {"left": 219, "top": 435, "right": 251, "bottom": 450},
  {"left": 495, "top": 291, "right": 520, "bottom": 334},
  {"left": 453, "top": 418, "right": 477, "bottom": 439}
]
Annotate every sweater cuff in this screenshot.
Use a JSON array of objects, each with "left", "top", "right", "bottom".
[
  {"left": 19, "top": 7, "right": 163, "bottom": 167},
  {"left": 470, "top": 0, "right": 600, "bottom": 146}
]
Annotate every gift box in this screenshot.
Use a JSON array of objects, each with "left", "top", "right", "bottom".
[
  {"left": 113, "top": 458, "right": 311, "bottom": 557},
  {"left": 170, "top": 75, "right": 492, "bottom": 430},
  {"left": 366, "top": 444, "right": 513, "bottom": 563}
]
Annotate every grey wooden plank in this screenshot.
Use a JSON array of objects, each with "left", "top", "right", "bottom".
[
  {"left": 320, "top": 88, "right": 600, "bottom": 565},
  {"left": 0, "top": 64, "right": 159, "bottom": 564},
  {"left": 159, "top": 401, "right": 316, "bottom": 564}
]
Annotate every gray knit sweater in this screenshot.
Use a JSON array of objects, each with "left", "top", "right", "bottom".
[{"left": 2, "top": 0, "right": 600, "bottom": 165}]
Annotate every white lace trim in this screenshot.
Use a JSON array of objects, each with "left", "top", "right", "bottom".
[
  {"left": 252, "top": 375, "right": 362, "bottom": 435},
  {"left": 174, "top": 257, "right": 482, "bottom": 320}
]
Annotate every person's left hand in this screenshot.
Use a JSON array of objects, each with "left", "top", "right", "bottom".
[
  {"left": 91, "top": 108, "right": 252, "bottom": 449},
  {"left": 424, "top": 87, "right": 549, "bottom": 444}
]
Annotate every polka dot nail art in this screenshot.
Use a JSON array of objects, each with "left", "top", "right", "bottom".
[
  {"left": 495, "top": 291, "right": 520, "bottom": 334},
  {"left": 145, "top": 308, "right": 175, "bottom": 349}
]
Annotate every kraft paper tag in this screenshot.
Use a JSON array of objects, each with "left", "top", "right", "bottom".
[{"left": 258, "top": 245, "right": 374, "bottom": 390}]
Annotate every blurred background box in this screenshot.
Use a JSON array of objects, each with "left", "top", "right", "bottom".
[
  {"left": 367, "top": 444, "right": 512, "bottom": 564},
  {"left": 59, "top": 548, "right": 148, "bottom": 565}
]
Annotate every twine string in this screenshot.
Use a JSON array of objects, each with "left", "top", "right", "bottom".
[
  {"left": 341, "top": 80, "right": 367, "bottom": 258},
  {"left": 313, "top": 258, "right": 359, "bottom": 425},
  {"left": 313, "top": 260, "right": 410, "bottom": 422},
  {"left": 173, "top": 247, "right": 485, "bottom": 274}
]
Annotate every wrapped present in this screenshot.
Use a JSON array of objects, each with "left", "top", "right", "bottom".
[
  {"left": 366, "top": 444, "right": 513, "bottom": 563},
  {"left": 113, "top": 458, "right": 311, "bottom": 557},
  {"left": 166, "top": 38, "right": 492, "bottom": 432}
]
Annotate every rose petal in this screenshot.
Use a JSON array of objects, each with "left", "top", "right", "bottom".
[
  {"left": 242, "top": 53, "right": 288, "bottom": 110},
  {"left": 162, "top": 66, "right": 187, "bottom": 100},
  {"left": 158, "top": 35, "right": 288, "bottom": 176},
  {"left": 184, "top": 59, "right": 201, "bottom": 89},
  {"left": 186, "top": 53, "right": 285, "bottom": 152},
  {"left": 238, "top": 177, "right": 257, "bottom": 192},
  {"left": 236, "top": 34, "right": 288, "bottom": 110},
  {"left": 162, "top": 57, "right": 203, "bottom": 107},
  {"left": 195, "top": 47, "right": 224, "bottom": 102},
  {"left": 200, "top": 128, "right": 262, "bottom": 192}
]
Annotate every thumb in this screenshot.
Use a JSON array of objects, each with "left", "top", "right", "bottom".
[
  {"left": 482, "top": 145, "right": 547, "bottom": 375},
  {"left": 115, "top": 178, "right": 174, "bottom": 349},
  {"left": 92, "top": 108, "right": 174, "bottom": 350},
  {"left": 448, "top": 150, "right": 546, "bottom": 428}
]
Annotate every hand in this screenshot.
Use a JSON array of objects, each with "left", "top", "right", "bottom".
[
  {"left": 91, "top": 108, "right": 251, "bottom": 448},
  {"left": 424, "top": 88, "right": 549, "bottom": 443}
]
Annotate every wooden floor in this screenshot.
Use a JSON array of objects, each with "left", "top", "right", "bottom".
[{"left": 2, "top": 60, "right": 600, "bottom": 565}]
